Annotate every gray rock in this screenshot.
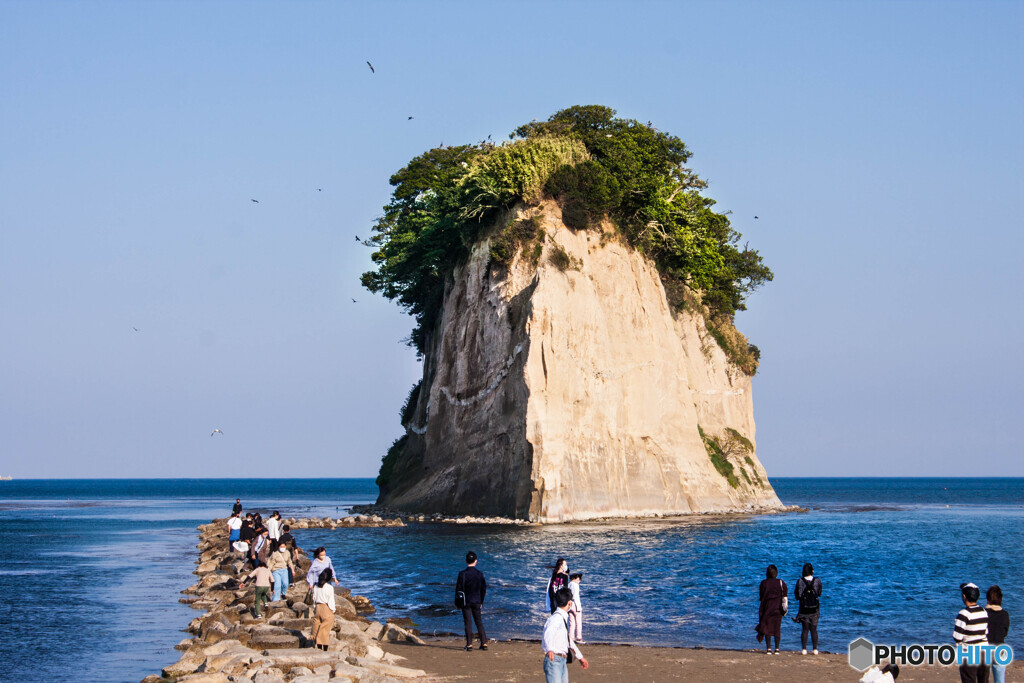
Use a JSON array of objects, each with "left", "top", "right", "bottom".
[
  {"left": 247, "top": 633, "right": 300, "bottom": 650},
  {"left": 251, "top": 674, "right": 285, "bottom": 683},
  {"left": 345, "top": 656, "right": 427, "bottom": 678},
  {"left": 161, "top": 648, "right": 205, "bottom": 677},
  {"left": 362, "top": 621, "right": 385, "bottom": 640},
  {"left": 176, "top": 673, "right": 231, "bottom": 683}
]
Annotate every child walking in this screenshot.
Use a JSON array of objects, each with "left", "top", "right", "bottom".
[{"left": 567, "top": 573, "right": 585, "bottom": 644}]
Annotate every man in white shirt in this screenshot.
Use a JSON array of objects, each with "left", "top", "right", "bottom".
[
  {"left": 542, "top": 588, "right": 589, "bottom": 682},
  {"left": 266, "top": 511, "right": 281, "bottom": 541}
]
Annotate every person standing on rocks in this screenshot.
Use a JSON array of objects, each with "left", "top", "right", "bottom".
[
  {"left": 240, "top": 559, "right": 274, "bottom": 618},
  {"left": 239, "top": 516, "right": 256, "bottom": 546},
  {"left": 793, "top": 562, "right": 822, "bottom": 655},
  {"left": 226, "top": 512, "right": 242, "bottom": 551},
  {"left": 278, "top": 523, "right": 299, "bottom": 583},
  {"left": 307, "top": 547, "right": 339, "bottom": 587},
  {"left": 455, "top": 550, "right": 489, "bottom": 651},
  {"left": 542, "top": 588, "right": 589, "bottom": 682},
  {"left": 311, "top": 567, "right": 337, "bottom": 651},
  {"left": 250, "top": 528, "right": 270, "bottom": 569},
  {"left": 267, "top": 510, "right": 282, "bottom": 542},
  {"left": 268, "top": 541, "right": 294, "bottom": 602},
  {"left": 232, "top": 498, "right": 243, "bottom": 515}
]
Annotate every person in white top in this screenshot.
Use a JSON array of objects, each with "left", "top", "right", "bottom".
[
  {"left": 226, "top": 513, "right": 243, "bottom": 550},
  {"left": 266, "top": 511, "right": 281, "bottom": 541},
  {"left": 859, "top": 664, "right": 899, "bottom": 683},
  {"left": 542, "top": 588, "right": 589, "bottom": 682},
  {"left": 567, "top": 573, "right": 584, "bottom": 644},
  {"left": 311, "top": 567, "right": 337, "bottom": 651}
]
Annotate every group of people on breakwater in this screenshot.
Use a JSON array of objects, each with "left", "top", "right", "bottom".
[{"left": 226, "top": 498, "right": 346, "bottom": 652}]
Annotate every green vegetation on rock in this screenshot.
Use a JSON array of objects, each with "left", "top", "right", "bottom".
[
  {"left": 362, "top": 105, "right": 772, "bottom": 370},
  {"left": 376, "top": 434, "right": 408, "bottom": 492},
  {"left": 699, "top": 425, "right": 739, "bottom": 489}
]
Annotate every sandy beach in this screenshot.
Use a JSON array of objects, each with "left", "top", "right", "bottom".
[{"left": 383, "top": 637, "right": 1022, "bottom": 682}]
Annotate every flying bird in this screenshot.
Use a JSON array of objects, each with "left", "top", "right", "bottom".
[
  {"left": 317, "top": 188, "right": 322, "bottom": 192},
  {"left": 354, "top": 235, "right": 360, "bottom": 241},
  {"left": 351, "top": 298, "right": 357, "bottom": 303},
  {"left": 366, "top": 61, "right": 374, "bottom": 73},
  {"left": 132, "top": 327, "right": 139, "bottom": 332},
  {"left": 211, "top": 429, "right": 223, "bottom": 437},
  {"left": 408, "top": 116, "right": 413, "bottom": 120},
  {"left": 251, "top": 199, "right": 259, "bottom": 203},
  {"left": 754, "top": 216, "right": 759, "bottom": 219}
]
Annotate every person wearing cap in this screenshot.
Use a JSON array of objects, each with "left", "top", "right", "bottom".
[
  {"left": 542, "top": 588, "right": 589, "bottom": 682},
  {"left": 954, "top": 582, "right": 990, "bottom": 683},
  {"left": 455, "top": 550, "right": 488, "bottom": 651}
]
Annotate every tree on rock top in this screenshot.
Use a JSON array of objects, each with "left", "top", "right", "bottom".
[{"left": 361, "top": 105, "right": 772, "bottom": 367}]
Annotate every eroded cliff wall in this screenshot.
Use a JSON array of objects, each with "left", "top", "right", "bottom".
[{"left": 380, "top": 201, "right": 782, "bottom": 522}]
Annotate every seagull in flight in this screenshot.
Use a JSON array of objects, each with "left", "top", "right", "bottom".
[
  {"left": 366, "top": 61, "right": 375, "bottom": 73},
  {"left": 754, "top": 216, "right": 759, "bottom": 219},
  {"left": 211, "top": 429, "right": 224, "bottom": 437},
  {"left": 354, "top": 235, "right": 361, "bottom": 241},
  {"left": 408, "top": 116, "right": 414, "bottom": 120},
  {"left": 132, "top": 327, "right": 140, "bottom": 332},
  {"left": 351, "top": 298, "right": 357, "bottom": 303},
  {"left": 251, "top": 199, "right": 259, "bottom": 203}
]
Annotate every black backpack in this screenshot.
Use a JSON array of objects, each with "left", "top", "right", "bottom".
[{"left": 798, "top": 577, "right": 820, "bottom": 611}]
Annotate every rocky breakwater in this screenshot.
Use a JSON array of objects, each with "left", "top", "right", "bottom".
[
  {"left": 145, "top": 519, "right": 433, "bottom": 683},
  {"left": 380, "top": 201, "right": 785, "bottom": 523}
]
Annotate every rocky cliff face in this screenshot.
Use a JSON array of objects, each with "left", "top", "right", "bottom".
[{"left": 380, "top": 201, "right": 783, "bottom": 522}]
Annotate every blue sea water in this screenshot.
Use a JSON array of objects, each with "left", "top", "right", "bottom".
[{"left": 0, "top": 478, "right": 1021, "bottom": 682}]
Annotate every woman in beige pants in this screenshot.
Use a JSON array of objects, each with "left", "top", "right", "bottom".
[{"left": 311, "top": 567, "right": 336, "bottom": 650}]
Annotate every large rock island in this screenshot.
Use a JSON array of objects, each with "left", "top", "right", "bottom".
[{"left": 363, "top": 106, "right": 784, "bottom": 522}]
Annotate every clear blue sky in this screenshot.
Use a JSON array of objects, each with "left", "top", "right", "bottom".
[{"left": 2, "top": 1, "right": 1021, "bottom": 478}]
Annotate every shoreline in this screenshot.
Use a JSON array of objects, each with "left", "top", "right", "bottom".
[
  {"left": 384, "top": 636, "right": 1023, "bottom": 682},
  {"left": 348, "top": 504, "right": 806, "bottom": 526},
  {"left": 148, "top": 516, "right": 1022, "bottom": 683}
]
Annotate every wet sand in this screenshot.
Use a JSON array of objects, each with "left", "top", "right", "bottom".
[{"left": 383, "top": 637, "right": 1022, "bottom": 682}]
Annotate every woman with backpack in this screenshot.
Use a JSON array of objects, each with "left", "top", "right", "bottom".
[
  {"left": 794, "top": 562, "right": 823, "bottom": 654},
  {"left": 756, "top": 564, "right": 787, "bottom": 654}
]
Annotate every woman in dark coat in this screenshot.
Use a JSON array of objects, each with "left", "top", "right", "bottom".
[
  {"left": 547, "top": 558, "right": 569, "bottom": 614},
  {"left": 757, "top": 564, "right": 787, "bottom": 654}
]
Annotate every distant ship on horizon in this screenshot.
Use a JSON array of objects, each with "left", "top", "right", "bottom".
[{"left": 0, "top": 476, "right": 12, "bottom": 481}]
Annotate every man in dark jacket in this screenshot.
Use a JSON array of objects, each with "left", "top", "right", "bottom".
[{"left": 456, "top": 551, "right": 488, "bottom": 651}]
